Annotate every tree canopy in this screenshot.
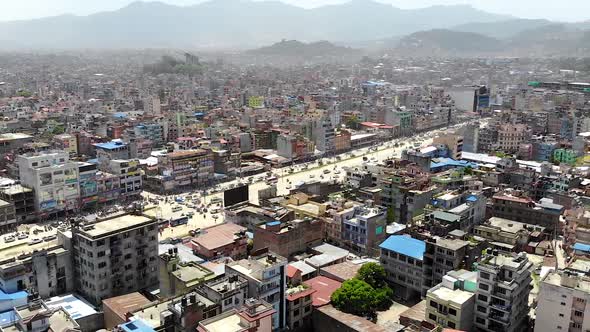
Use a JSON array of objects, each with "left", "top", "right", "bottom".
[{"left": 357, "top": 262, "right": 387, "bottom": 289}]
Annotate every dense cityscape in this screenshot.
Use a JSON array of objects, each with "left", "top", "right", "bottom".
[{"left": 1, "top": 1, "right": 590, "bottom": 332}]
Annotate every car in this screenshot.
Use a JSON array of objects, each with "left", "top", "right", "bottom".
[
  {"left": 43, "top": 235, "right": 57, "bottom": 242},
  {"left": 169, "top": 237, "right": 182, "bottom": 244},
  {"left": 28, "top": 238, "right": 42, "bottom": 245},
  {"left": 17, "top": 233, "right": 28, "bottom": 240},
  {"left": 189, "top": 228, "right": 202, "bottom": 236},
  {"left": 4, "top": 236, "right": 15, "bottom": 243}
]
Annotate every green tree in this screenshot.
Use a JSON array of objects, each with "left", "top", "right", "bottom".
[
  {"left": 331, "top": 278, "right": 376, "bottom": 316},
  {"left": 357, "top": 262, "right": 387, "bottom": 289},
  {"left": 346, "top": 115, "right": 360, "bottom": 130},
  {"left": 386, "top": 207, "right": 395, "bottom": 224},
  {"left": 464, "top": 166, "right": 473, "bottom": 175}
]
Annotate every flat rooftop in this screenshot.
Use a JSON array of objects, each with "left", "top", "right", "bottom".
[
  {"left": 199, "top": 311, "right": 242, "bottom": 332},
  {"left": 171, "top": 264, "right": 213, "bottom": 286},
  {"left": 430, "top": 286, "right": 474, "bottom": 305},
  {"left": 78, "top": 214, "right": 154, "bottom": 238},
  {"left": 102, "top": 292, "right": 151, "bottom": 323},
  {"left": 45, "top": 294, "right": 97, "bottom": 319},
  {"left": 192, "top": 223, "right": 246, "bottom": 251},
  {"left": 544, "top": 272, "right": 590, "bottom": 293}
]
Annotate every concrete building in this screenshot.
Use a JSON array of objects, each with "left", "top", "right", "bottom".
[
  {"left": 380, "top": 235, "right": 426, "bottom": 300},
  {"left": 108, "top": 159, "right": 142, "bottom": 198},
  {"left": 423, "top": 237, "right": 472, "bottom": 294},
  {"left": 102, "top": 292, "right": 151, "bottom": 329},
  {"left": 474, "top": 252, "right": 533, "bottom": 332},
  {"left": 535, "top": 271, "right": 590, "bottom": 332},
  {"left": 158, "top": 249, "right": 215, "bottom": 298},
  {"left": 433, "top": 134, "right": 464, "bottom": 159},
  {"left": 315, "top": 117, "right": 335, "bottom": 154},
  {"left": 474, "top": 217, "right": 540, "bottom": 251},
  {"left": 17, "top": 150, "right": 80, "bottom": 216},
  {"left": 197, "top": 298, "right": 275, "bottom": 332},
  {"left": 496, "top": 124, "right": 531, "bottom": 153},
  {"left": 198, "top": 275, "right": 249, "bottom": 313},
  {"left": 0, "top": 184, "right": 35, "bottom": 224},
  {"left": 72, "top": 214, "right": 159, "bottom": 305},
  {"left": 157, "top": 149, "right": 214, "bottom": 191},
  {"left": 134, "top": 123, "right": 165, "bottom": 148},
  {"left": 226, "top": 250, "right": 287, "bottom": 329},
  {"left": 52, "top": 134, "right": 78, "bottom": 157},
  {"left": 252, "top": 218, "right": 324, "bottom": 259},
  {"left": 491, "top": 194, "right": 563, "bottom": 231},
  {"left": 0, "top": 133, "right": 33, "bottom": 156},
  {"left": 77, "top": 162, "right": 98, "bottom": 209},
  {"left": 0, "top": 199, "right": 16, "bottom": 233},
  {"left": 341, "top": 205, "right": 387, "bottom": 256},
  {"left": 94, "top": 140, "right": 130, "bottom": 167},
  {"left": 191, "top": 223, "right": 248, "bottom": 260},
  {"left": 286, "top": 285, "right": 315, "bottom": 331},
  {"left": 6, "top": 301, "right": 81, "bottom": 332},
  {"left": 425, "top": 270, "right": 477, "bottom": 331}
]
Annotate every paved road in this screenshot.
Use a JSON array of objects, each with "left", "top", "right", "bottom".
[{"left": 144, "top": 120, "right": 482, "bottom": 239}]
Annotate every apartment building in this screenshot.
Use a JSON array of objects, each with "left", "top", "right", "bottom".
[
  {"left": 17, "top": 150, "right": 80, "bottom": 216},
  {"left": 380, "top": 235, "right": 426, "bottom": 300},
  {"left": 157, "top": 149, "right": 214, "bottom": 190},
  {"left": 425, "top": 270, "right": 477, "bottom": 331},
  {"left": 94, "top": 140, "right": 130, "bottom": 167},
  {"left": 158, "top": 250, "right": 215, "bottom": 298},
  {"left": 536, "top": 271, "right": 590, "bottom": 332},
  {"left": 0, "top": 133, "right": 33, "bottom": 155},
  {"left": 0, "top": 184, "right": 35, "bottom": 224},
  {"left": 134, "top": 123, "right": 165, "bottom": 148},
  {"left": 433, "top": 134, "right": 464, "bottom": 159},
  {"left": 474, "top": 217, "right": 539, "bottom": 251},
  {"left": 253, "top": 218, "right": 324, "bottom": 259},
  {"left": 198, "top": 275, "right": 249, "bottom": 313},
  {"left": 491, "top": 193, "right": 564, "bottom": 231},
  {"left": 72, "top": 214, "right": 159, "bottom": 305},
  {"left": 496, "top": 124, "right": 531, "bottom": 153},
  {"left": 53, "top": 134, "right": 78, "bottom": 157},
  {"left": 286, "top": 286, "right": 315, "bottom": 331},
  {"left": 226, "top": 250, "right": 287, "bottom": 329},
  {"left": 0, "top": 199, "right": 16, "bottom": 233},
  {"left": 341, "top": 205, "right": 387, "bottom": 256},
  {"left": 197, "top": 298, "right": 275, "bottom": 332},
  {"left": 108, "top": 159, "right": 142, "bottom": 198},
  {"left": 77, "top": 162, "right": 99, "bottom": 209},
  {"left": 474, "top": 252, "right": 533, "bottom": 332},
  {"left": 422, "top": 237, "right": 471, "bottom": 293}
]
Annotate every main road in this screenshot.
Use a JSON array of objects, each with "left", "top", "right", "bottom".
[{"left": 144, "top": 120, "right": 482, "bottom": 239}]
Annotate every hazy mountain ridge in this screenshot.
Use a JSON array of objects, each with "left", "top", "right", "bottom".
[
  {"left": 247, "top": 40, "right": 360, "bottom": 57},
  {"left": 0, "top": 0, "right": 511, "bottom": 49}
]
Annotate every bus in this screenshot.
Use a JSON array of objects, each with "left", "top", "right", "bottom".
[{"left": 170, "top": 216, "right": 189, "bottom": 227}]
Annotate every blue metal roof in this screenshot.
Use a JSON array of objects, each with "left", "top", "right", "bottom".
[
  {"left": 430, "top": 158, "right": 477, "bottom": 170},
  {"left": 379, "top": 235, "right": 425, "bottom": 260},
  {"left": 0, "top": 310, "right": 17, "bottom": 327},
  {"left": 266, "top": 221, "right": 281, "bottom": 227},
  {"left": 94, "top": 140, "right": 127, "bottom": 150},
  {"left": 574, "top": 243, "right": 590, "bottom": 253},
  {"left": 466, "top": 195, "right": 478, "bottom": 202},
  {"left": 119, "top": 319, "right": 156, "bottom": 332},
  {"left": 0, "top": 289, "right": 27, "bottom": 301}
]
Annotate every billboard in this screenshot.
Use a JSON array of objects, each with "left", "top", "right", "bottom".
[{"left": 224, "top": 185, "right": 249, "bottom": 207}]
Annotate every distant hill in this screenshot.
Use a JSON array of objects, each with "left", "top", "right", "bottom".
[
  {"left": 451, "top": 19, "right": 554, "bottom": 39},
  {"left": 395, "top": 29, "right": 503, "bottom": 56},
  {"left": 0, "top": 0, "right": 511, "bottom": 49},
  {"left": 248, "top": 40, "right": 359, "bottom": 57}
]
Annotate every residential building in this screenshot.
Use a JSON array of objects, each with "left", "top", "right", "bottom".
[
  {"left": 198, "top": 275, "right": 249, "bottom": 313},
  {"left": 94, "top": 140, "right": 130, "bottom": 167},
  {"left": 474, "top": 252, "right": 533, "bottom": 332},
  {"left": 0, "top": 199, "right": 16, "bottom": 233},
  {"left": 158, "top": 248, "right": 215, "bottom": 298},
  {"left": 252, "top": 218, "right": 324, "bottom": 259},
  {"left": 17, "top": 150, "right": 80, "bottom": 217},
  {"left": 102, "top": 292, "right": 151, "bottom": 329},
  {"left": 474, "top": 217, "right": 540, "bottom": 252},
  {"left": 0, "top": 133, "right": 33, "bottom": 156},
  {"left": 77, "top": 162, "right": 98, "bottom": 209},
  {"left": 491, "top": 193, "right": 563, "bottom": 231},
  {"left": 422, "top": 237, "right": 474, "bottom": 293},
  {"left": 226, "top": 250, "right": 287, "bottom": 329},
  {"left": 380, "top": 235, "right": 426, "bottom": 300},
  {"left": 191, "top": 223, "right": 248, "bottom": 260},
  {"left": 6, "top": 301, "right": 81, "bottom": 332},
  {"left": 197, "top": 298, "right": 275, "bottom": 332},
  {"left": 108, "top": 159, "right": 142, "bottom": 198},
  {"left": 52, "top": 134, "right": 78, "bottom": 157},
  {"left": 425, "top": 270, "right": 477, "bottom": 331},
  {"left": 496, "top": 124, "right": 531, "bottom": 153},
  {"left": 535, "top": 271, "right": 590, "bottom": 332},
  {"left": 0, "top": 184, "right": 35, "bottom": 224},
  {"left": 71, "top": 214, "right": 159, "bottom": 305},
  {"left": 341, "top": 205, "right": 387, "bottom": 256},
  {"left": 157, "top": 149, "right": 214, "bottom": 190},
  {"left": 286, "top": 285, "right": 315, "bottom": 331},
  {"left": 134, "top": 123, "right": 165, "bottom": 148},
  {"left": 433, "top": 134, "right": 464, "bottom": 159}
]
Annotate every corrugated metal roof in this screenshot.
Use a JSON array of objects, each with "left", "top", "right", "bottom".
[{"left": 379, "top": 235, "right": 425, "bottom": 261}]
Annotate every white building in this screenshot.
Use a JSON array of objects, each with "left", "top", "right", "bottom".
[
  {"left": 17, "top": 151, "right": 80, "bottom": 215},
  {"left": 535, "top": 271, "right": 590, "bottom": 332}
]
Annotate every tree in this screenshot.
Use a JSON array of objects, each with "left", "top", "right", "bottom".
[
  {"left": 346, "top": 115, "right": 360, "bottom": 130},
  {"left": 357, "top": 262, "right": 387, "bottom": 289},
  {"left": 386, "top": 207, "right": 395, "bottom": 224},
  {"left": 331, "top": 279, "right": 376, "bottom": 316}
]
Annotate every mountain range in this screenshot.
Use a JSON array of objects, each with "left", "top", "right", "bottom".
[{"left": 0, "top": 0, "right": 511, "bottom": 49}]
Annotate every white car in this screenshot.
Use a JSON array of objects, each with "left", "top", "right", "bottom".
[
  {"left": 4, "top": 236, "right": 15, "bottom": 243},
  {"left": 28, "top": 238, "right": 42, "bottom": 245}
]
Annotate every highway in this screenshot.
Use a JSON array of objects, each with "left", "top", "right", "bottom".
[{"left": 144, "top": 120, "right": 483, "bottom": 239}]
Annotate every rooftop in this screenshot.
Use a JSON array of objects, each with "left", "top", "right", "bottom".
[
  {"left": 102, "top": 292, "right": 151, "bottom": 323},
  {"left": 432, "top": 211, "right": 461, "bottom": 223},
  {"left": 380, "top": 235, "right": 426, "bottom": 261},
  {"left": 45, "top": 294, "right": 97, "bottom": 320},
  {"left": 543, "top": 271, "right": 590, "bottom": 293},
  {"left": 320, "top": 261, "right": 364, "bottom": 282},
  {"left": 93, "top": 140, "right": 127, "bottom": 150},
  {"left": 305, "top": 276, "right": 342, "bottom": 307},
  {"left": 77, "top": 214, "right": 154, "bottom": 239},
  {"left": 429, "top": 285, "right": 474, "bottom": 305},
  {"left": 191, "top": 223, "right": 246, "bottom": 251}
]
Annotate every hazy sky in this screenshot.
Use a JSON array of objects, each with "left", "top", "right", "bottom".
[{"left": 1, "top": 0, "right": 588, "bottom": 22}]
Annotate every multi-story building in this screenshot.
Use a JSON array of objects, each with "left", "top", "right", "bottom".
[
  {"left": 197, "top": 298, "right": 275, "bottom": 332},
  {"left": 474, "top": 252, "right": 533, "bottom": 332},
  {"left": 496, "top": 124, "right": 531, "bottom": 153},
  {"left": 198, "top": 275, "right": 249, "bottom": 313},
  {"left": 71, "top": 214, "right": 159, "bottom": 305},
  {"left": 422, "top": 237, "right": 472, "bottom": 293},
  {"left": 425, "top": 269, "right": 477, "bottom": 331},
  {"left": 0, "top": 199, "right": 16, "bottom": 233},
  {"left": 286, "top": 285, "right": 315, "bottom": 331},
  {"left": 253, "top": 218, "right": 324, "bottom": 259},
  {"left": 0, "top": 184, "right": 35, "bottom": 224},
  {"left": 157, "top": 149, "right": 214, "bottom": 191},
  {"left": 53, "top": 134, "right": 78, "bottom": 157},
  {"left": 433, "top": 134, "right": 464, "bottom": 159},
  {"left": 491, "top": 193, "right": 563, "bottom": 231},
  {"left": 314, "top": 117, "right": 335, "bottom": 154},
  {"left": 94, "top": 140, "right": 130, "bottom": 168},
  {"left": 108, "top": 159, "right": 142, "bottom": 198},
  {"left": 226, "top": 250, "right": 287, "bottom": 329},
  {"left": 535, "top": 271, "right": 590, "bottom": 332},
  {"left": 341, "top": 205, "right": 387, "bottom": 256},
  {"left": 0, "top": 133, "right": 33, "bottom": 156},
  {"left": 96, "top": 171, "right": 121, "bottom": 204},
  {"left": 474, "top": 217, "right": 540, "bottom": 251},
  {"left": 134, "top": 123, "right": 165, "bottom": 148},
  {"left": 380, "top": 235, "right": 426, "bottom": 300},
  {"left": 77, "top": 162, "right": 98, "bottom": 209},
  {"left": 17, "top": 150, "right": 80, "bottom": 217},
  {"left": 191, "top": 223, "right": 248, "bottom": 260}
]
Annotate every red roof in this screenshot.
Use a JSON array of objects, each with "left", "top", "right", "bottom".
[
  {"left": 287, "top": 288, "right": 316, "bottom": 302},
  {"left": 304, "top": 276, "right": 342, "bottom": 307},
  {"left": 287, "top": 265, "right": 301, "bottom": 278}
]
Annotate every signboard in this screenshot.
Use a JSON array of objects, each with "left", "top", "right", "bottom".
[
  {"left": 248, "top": 96, "right": 264, "bottom": 108},
  {"left": 224, "top": 185, "right": 249, "bottom": 207}
]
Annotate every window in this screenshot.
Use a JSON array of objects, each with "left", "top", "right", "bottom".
[
  {"left": 98, "top": 262, "right": 106, "bottom": 269},
  {"left": 449, "top": 308, "right": 457, "bottom": 316},
  {"left": 561, "top": 302, "right": 566, "bottom": 306},
  {"left": 559, "top": 313, "right": 564, "bottom": 317},
  {"left": 479, "top": 283, "right": 489, "bottom": 291},
  {"left": 304, "top": 295, "right": 311, "bottom": 302},
  {"left": 429, "top": 313, "right": 437, "bottom": 321},
  {"left": 294, "top": 299, "right": 300, "bottom": 305},
  {"left": 305, "top": 305, "right": 310, "bottom": 313},
  {"left": 448, "top": 322, "right": 456, "bottom": 329},
  {"left": 561, "top": 294, "right": 567, "bottom": 298},
  {"left": 293, "top": 321, "right": 299, "bottom": 329},
  {"left": 477, "top": 294, "right": 488, "bottom": 302},
  {"left": 294, "top": 309, "right": 299, "bottom": 316},
  {"left": 430, "top": 301, "right": 438, "bottom": 308},
  {"left": 575, "top": 311, "right": 583, "bottom": 317},
  {"left": 98, "top": 251, "right": 105, "bottom": 258},
  {"left": 224, "top": 298, "right": 232, "bottom": 305},
  {"left": 477, "top": 305, "right": 486, "bottom": 313},
  {"left": 476, "top": 317, "right": 485, "bottom": 324}
]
